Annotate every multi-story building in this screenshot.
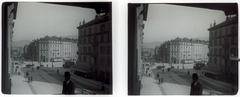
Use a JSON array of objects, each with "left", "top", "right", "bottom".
[
  {"left": 76, "top": 12, "right": 112, "bottom": 84},
  {"left": 158, "top": 37, "right": 209, "bottom": 64},
  {"left": 207, "top": 16, "right": 238, "bottom": 85},
  {"left": 26, "top": 36, "right": 78, "bottom": 62}
]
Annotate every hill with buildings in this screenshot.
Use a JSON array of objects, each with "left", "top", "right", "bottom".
[
  {"left": 194, "top": 37, "right": 209, "bottom": 41},
  {"left": 12, "top": 40, "right": 31, "bottom": 47},
  {"left": 143, "top": 41, "right": 161, "bottom": 49},
  {"left": 64, "top": 35, "right": 78, "bottom": 39}
]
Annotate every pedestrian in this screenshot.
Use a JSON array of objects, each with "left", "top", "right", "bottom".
[
  {"left": 28, "top": 77, "right": 30, "bottom": 83},
  {"left": 190, "top": 73, "right": 203, "bottom": 95},
  {"left": 157, "top": 73, "right": 159, "bottom": 78},
  {"left": 57, "top": 69, "right": 59, "bottom": 73},
  {"left": 62, "top": 71, "right": 75, "bottom": 94},
  {"left": 31, "top": 76, "right": 33, "bottom": 82},
  {"left": 32, "top": 67, "right": 33, "bottom": 71},
  {"left": 148, "top": 71, "right": 151, "bottom": 77},
  {"left": 47, "top": 64, "right": 48, "bottom": 67},
  {"left": 161, "top": 78, "right": 163, "bottom": 83},
  {"left": 158, "top": 78, "right": 161, "bottom": 84},
  {"left": 188, "top": 70, "right": 190, "bottom": 75},
  {"left": 26, "top": 71, "right": 29, "bottom": 77}
]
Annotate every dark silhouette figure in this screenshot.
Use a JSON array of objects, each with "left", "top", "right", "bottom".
[
  {"left": 26, "top": 71, "right": 29, "bottom": 77},
  {"left": 30, "top": 76, "right": 33, "bottom": 82},
  {"left": 101, "top": 82, "right": 105, "bottom": 91},
  {"left": 190, "top": 73, "right": 203, "bottom": 95},
  {"left": 62, "top": 71, "right": 75, "bottom": 94},
  {"left": 57, "top": 69, "right": 59, "bottom": 73},
  {"left": 188, "top": 70, "right": 190, "bottom": 75},
  {"left": 161, "top": 78, "right": 163, "bottom": 83}
]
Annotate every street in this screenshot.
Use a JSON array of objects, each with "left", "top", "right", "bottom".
[
  {"left": 15, "top": 61, "right": 111, "bottom": 94},
  {"left": 141, "top": 62, "right": 234, "bottom": 95}
]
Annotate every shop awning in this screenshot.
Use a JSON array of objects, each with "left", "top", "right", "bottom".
[{"left": 70, "top": 64, "right": 92, "bottom": 73}]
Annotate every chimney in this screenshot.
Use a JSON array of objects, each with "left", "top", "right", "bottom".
[
  {"left": 213, "top": 20, "right": 216, "bottom": 26},
  {"left": 83, "top": 18, "right": 85, "bottom": 24}
]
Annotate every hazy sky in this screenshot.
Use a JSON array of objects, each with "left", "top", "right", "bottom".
[
  {"left": 143, "top": 4, "right": 226, "bottom": 43},
  {"left": 13, "top": 2, "right": 96, "bottom": 41}
]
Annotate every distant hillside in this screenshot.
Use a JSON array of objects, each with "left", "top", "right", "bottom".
[
  {"left": 12, "top": 40, "right": 31, "bottom": 47},
  {"left": 143, "top": 41, "right": 161, "bottom": 49},
  {"left": 64, "top": 35, "right": 78, "bottom": 39},
  {"left": 194, "top": 37, "right": 209, "bottom": 41}
]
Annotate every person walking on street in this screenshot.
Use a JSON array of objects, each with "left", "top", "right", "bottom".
[
  {"left": 148, "top": 71, "right": 151, "bottom": 77},
  {"left": 190, "top": 73, "right": 203, "bottom": 95},
  {"left": 62, "top": 71, "right": 75, "bottom": 94}
]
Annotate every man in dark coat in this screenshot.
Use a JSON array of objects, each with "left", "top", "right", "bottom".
[
  {"left": 190, "top": 73, "right": 203, "bottom": 95},
  {"left": 62, "top": 71, "right": 75, "bottom": 94}
]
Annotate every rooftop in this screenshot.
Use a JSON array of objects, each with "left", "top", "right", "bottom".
[{"left": 208, "top": 16, "right": 238, "bottom": 31}]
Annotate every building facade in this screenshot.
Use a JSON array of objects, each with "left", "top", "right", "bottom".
[
  {"left": 25, "top": 36, "right": 78, "bottom": 62},
  {"left": 128, "top": 4, "right": 148, "bottom": 95},
  {"left": 76, "top": 12, "right": 112, "bottom": 84},
  {"left": 2, "top": 2, "right": 18, "bottom": 94},
  {"left": 208, "top": 16, "right": 238, "bottom": 85},
  {"left": 158, "top": 37, "right": 209, "bottom": 64}
]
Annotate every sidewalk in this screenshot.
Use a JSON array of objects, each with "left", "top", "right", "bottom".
[
  {"left": 140, "top": 75, "right": 163, "bottom": 95},
  {"left": 11, "top": 75, "right": 33, "bottom": 94}
]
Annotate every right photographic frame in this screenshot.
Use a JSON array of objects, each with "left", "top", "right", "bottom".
[{"left": 128, "top": 3, "right": 238, "bottom": 95}]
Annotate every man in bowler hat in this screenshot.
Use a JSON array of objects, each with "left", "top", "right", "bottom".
[
  {"left": 62, "top": 71, "right": 75, "bottom": 94},
  {"left": 190, "top": 73, "right": 203, "bottom": 95}
]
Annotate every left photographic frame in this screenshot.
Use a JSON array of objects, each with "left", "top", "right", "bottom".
[{"left": 2, "top": 2, "right": 112, "bottom": 95}]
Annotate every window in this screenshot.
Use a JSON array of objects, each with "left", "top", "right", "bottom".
[
  {"left": 219, "top": 29, "right": 222, "bottom": 37},
  {"left": 95, "top": 26, "right": 97, "bottom": 33},
  {"left": 215, "top": 58, "right": 217, "bottom": 64},
  {"left": 88, "top": 46, "right": 91, "bottom": 53},
  {"left": 84, "top": 56, "right": 86, "bottom": 62},
  {"left": 83, "top": 38, "right": 86, "bottom": 44},
  {"left": 219, "top": 38, "right": 222, "bottom": 45},
  {"left": 215, "top": 40, "right": 217, "bottom": 46},
  {"left": 101, "top": 24, "right": 105, "bottom": 32},
  {"left": 101, "top": 46, "right": 105, "bottom": 54},
  {"left": 231, "top": 26, "right": 236, "bottom": 33},
  {"left": 225, "top": 28, "right": 228, "bottom": 35},
  {"left": 84, "top": 29, "right": 86, "bottom": 36},
  {"left": 89, "top": 28, "right": 92, "bottom": 35},
  {"left": 84, "top": 47, "right": 87, "bottom": 53},
  {"left": 231, "top": 37, "right": 235, "bottom": 44},
  {"left": 88, "top": 37, "right": 91, "bottom": 43},
  {"left": 101, "top": 35, "right": 104, "bottom": 43}
]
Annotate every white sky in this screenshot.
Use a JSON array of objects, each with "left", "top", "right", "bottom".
[
  {"left": 143, "top": 4, "right": 226, "bottom": 43},
  {"left": 13, "top": 2, "right": 96, "bottom": 41}
]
